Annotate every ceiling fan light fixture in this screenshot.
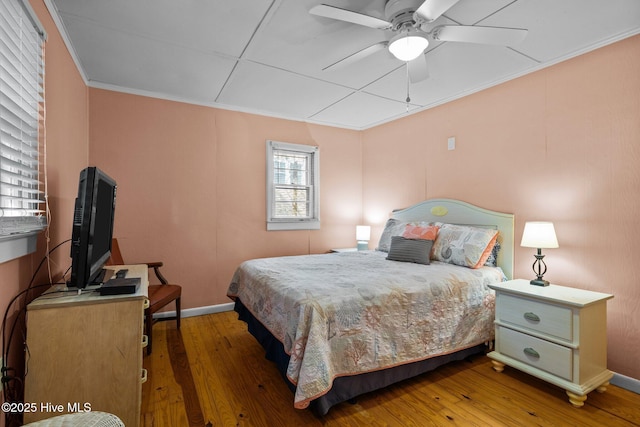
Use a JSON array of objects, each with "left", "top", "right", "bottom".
[{"left": 388, "top": 31, "right": 429, "bottom": 61}]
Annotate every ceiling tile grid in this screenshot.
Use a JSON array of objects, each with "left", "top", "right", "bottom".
[
  {"left": 216, "top": 60, "right": 355, "bottom": 119},
  {"left": 58, "top": 14, "right": 238, "bottom": 103},
  {"left": 47, "top": 0, "right": 640, "bottom": 129}
]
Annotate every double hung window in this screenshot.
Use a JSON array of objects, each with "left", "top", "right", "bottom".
[{"left": 266, "top": 140, "right": 319, "bottom": 230}]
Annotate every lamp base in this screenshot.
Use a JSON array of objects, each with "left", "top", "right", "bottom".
[
  {"left": 357, "top": 241, "right": 368, "bottom": 251},
  {"left": 530, "top": 279, "right": 550, "bottom": 287}
]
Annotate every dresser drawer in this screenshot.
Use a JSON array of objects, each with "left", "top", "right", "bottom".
[
  {"left": 496, "top": 293, "right": 573, "bottom": 341},
  {"left": 498, "top": 326, "right": 573, "bottom": 381}
]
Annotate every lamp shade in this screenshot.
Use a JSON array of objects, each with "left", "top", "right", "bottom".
[
  {"left": 356, "top": 225, "right": 371, "bottom": 242},
  {"left": 388, "top": 31, "right": 429, "bottom": 61},
  {"left": 520, "top": 222, "right": 559, "bottom": 249}
]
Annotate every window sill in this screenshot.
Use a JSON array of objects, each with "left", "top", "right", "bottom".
[
  {"left": 0, "top": 232, "right": 39, "bottom": 264},
  {"left": 267, "top": 220, "right": 320, "bottom": 231}
]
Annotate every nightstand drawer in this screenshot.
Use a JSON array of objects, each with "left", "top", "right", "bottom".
[
  {"left": 497, "top": 294, "right": 572, "bottom": 341},
  {"left": 498, "top": 326, "right": 573, "bottom": 381}
]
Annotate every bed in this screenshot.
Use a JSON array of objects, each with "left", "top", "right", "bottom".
[{"left": 227, "top": 199, "right": 514, "bottom": 415}]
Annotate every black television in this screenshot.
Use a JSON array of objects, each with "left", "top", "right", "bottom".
[{"left": 68, "top": 167, "right": 117, "bottom": 289}]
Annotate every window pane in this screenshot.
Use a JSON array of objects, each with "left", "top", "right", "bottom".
[
  {"left": 274, "top": 186, "right": 310, "bottom": 218},
  {"left": 274, "top": 201, "right": 309, "bottom": 218},
  {"left": 273, "top": 151, "right": 309, "bottom": 185}
]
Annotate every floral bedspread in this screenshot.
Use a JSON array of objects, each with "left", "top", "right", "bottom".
[{"left": 227, "top": 250, "right": 503, "bottom": 409}]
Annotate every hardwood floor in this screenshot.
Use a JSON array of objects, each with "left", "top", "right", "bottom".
[{"left": 141, "top": 311, "right": 640, "bottom": 427}]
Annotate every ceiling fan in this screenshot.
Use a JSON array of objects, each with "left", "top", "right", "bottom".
[{"left": 310, "top": 0, "right": 528, "bottom": 83}]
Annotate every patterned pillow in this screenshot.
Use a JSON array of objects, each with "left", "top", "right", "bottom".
[
  {"left": 386, "top": 236, "right": 433, "bottom": 265},
  {"left": 377, "top": 219, "right": 437, "bottom": 252},
  {"left": 484, "top": 241, "right": 501, "bottom": 267},
  {"left": 376, "top": 219, "right": 405, "bottom": 252},
  {"left": 402, "top": 224, "right": 439, "bottom": 240},
  {"left": 432, "top": 224, "right": 498, "bottom": 268}
]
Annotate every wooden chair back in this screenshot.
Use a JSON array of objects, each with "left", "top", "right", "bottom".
[
  {"left": 109, "top": 238, "right": 125, "bottom": 265},
  {"left": 107, "top": 237, "right": 182, "bottom": 355}
]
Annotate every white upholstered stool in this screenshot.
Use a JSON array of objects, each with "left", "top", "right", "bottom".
[{"left": 23, "top": 412, "right": 125, "bottom": 427}]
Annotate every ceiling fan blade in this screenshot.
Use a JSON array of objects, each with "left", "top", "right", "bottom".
[
  {"left": 414, "top": 0, "right": 461, "bottom": 23},
  {"left": 433, "top": 25, "right": 528, "bottom": 46},
  {"left": 408, "top": 54, "right": 429, "bottom": 83},
  {"left": 323, "top": 42, "right": 388, "bottom": 71},
  {"left": 310, "top": 4, "right": 391, "bottom": 30}
]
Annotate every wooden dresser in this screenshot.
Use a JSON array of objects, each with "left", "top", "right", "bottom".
[
  {"left": 24, "top": 264, "right": 149, "bottom": 426},
  {"left": 488, "top": 279, "right": 614, "bottom": 407}
]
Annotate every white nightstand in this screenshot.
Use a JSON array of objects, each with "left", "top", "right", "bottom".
[{"left": 488, "top": 279, "right": 614, "bottom": 407}]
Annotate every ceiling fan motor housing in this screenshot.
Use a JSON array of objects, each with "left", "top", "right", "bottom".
[{"left": 384, "top": 0, "right": 423, "bottom": 31}]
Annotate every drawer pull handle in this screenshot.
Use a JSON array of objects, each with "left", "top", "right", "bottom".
[
  {"left": 524, "top": 312, "right": 540, "bottom": 322},
  {"left": 523, "top": 347, "right": 540, "bottom": 359},
  {"left": 141, "top": 368, "right": 148, "bottom": 384},
  {"left": 142, "top": 334, "right": 148, "bottom": 348}
]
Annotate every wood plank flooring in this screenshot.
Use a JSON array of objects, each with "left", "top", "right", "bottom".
[{"left": 141, "top": 311, "right": 640, "bottom": 427}]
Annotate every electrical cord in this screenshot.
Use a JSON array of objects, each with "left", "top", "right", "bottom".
[
  {"left": 1, "top": 239, "right": 71, "bottom": 423},
  {"left": 26, "top": 239, "right": 71, "bottom": 291},
  {"left": 3, "top": 282, "right": 70, "bottom": 372},
  {"left": 1, "top": 283, "right": 51, "bottom": 369},
  {"left": 1, "top": 239, "right": 70, "bottom": 367},
  {"left": 2, "top": 30, "right": 50, "bottom": 427}
]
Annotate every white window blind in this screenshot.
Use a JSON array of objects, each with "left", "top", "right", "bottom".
[
  {"left": 0, "top": 0, "right": 47, "bottom": 241},
  {"left": 266, "top": 140, "right": 320, "bottom": 231}
]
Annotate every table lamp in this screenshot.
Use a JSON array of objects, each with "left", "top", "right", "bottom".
[
  {"left": 356, "top": 225, "right": 371, "bottom": 251},
  {"left": 520, "top": 221, "right": 559, "bottom": 286}
]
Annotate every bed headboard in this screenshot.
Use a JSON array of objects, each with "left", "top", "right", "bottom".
[{"left": 390, "top": 199, "right": 515, "bottom": 280}]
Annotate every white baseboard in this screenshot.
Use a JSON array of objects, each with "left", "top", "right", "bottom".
[
  {"left": 611, "top": 372, "right": 640, "bottom": 394},
  {"left": 152, "top": 302, "right": 235, "bottom": 320}
]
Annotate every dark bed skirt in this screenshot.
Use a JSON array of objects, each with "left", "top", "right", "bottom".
[{"left": 233, "top": 299, "right": 486, "bottom": 416}]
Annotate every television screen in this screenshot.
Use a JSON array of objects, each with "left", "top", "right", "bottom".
[{"left": 68, "top": 167, "right": 117, "bottom": 289}]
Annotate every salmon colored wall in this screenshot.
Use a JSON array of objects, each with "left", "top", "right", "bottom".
[
  {"left": 88, "top": 91, "right": 362, "bottom": 311},
  {"left": 213, "top": 110, "right": 362, "bottom": 296},
  {"left": 0, "top": 1, "right": 89, "bottom": 423},
  {"left": 362, "top": 35, "right": 640, "bottom": 380},
  {"left": 1, "top": 2, "right": 635, "bottom": 421}
]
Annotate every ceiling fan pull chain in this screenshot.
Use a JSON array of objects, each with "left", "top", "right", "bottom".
[{"left": 406, "top": 62, "right": 411, "bottom": 111}]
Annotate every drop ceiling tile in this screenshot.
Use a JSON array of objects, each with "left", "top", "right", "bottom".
[
  {"left": 53, "top": 0, "right": 271, "bottom": 57},
  {"left": 216, "top": 61, "right": 354, "bottom": 119},
  {"left": 311, "top": 92, "right": 417, "bottom": 129},
  {"left": 61, "top": 15, "right": 236, "bottom": 102},
  {"left": 481, "top": 0, "right": 640, "bottom": 62},
  {"left": 244, "top": 0, "right": 400, "bottom": 89},
  {"left": 364, "top": 43, "right": 538, "bottom": 107},
  {"left": 47, "top": 0, "right": 640, "bottom": 129},
  {"left": 444, "top": 0, "right": 516, "bottom": 25}
]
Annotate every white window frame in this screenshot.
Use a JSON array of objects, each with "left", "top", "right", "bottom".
[
  {"left": 266, "top": 140, "right": 319, "bottom": 231},
  {"left": 0, "top": 0, "right": 47, "bottom": 263}
]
